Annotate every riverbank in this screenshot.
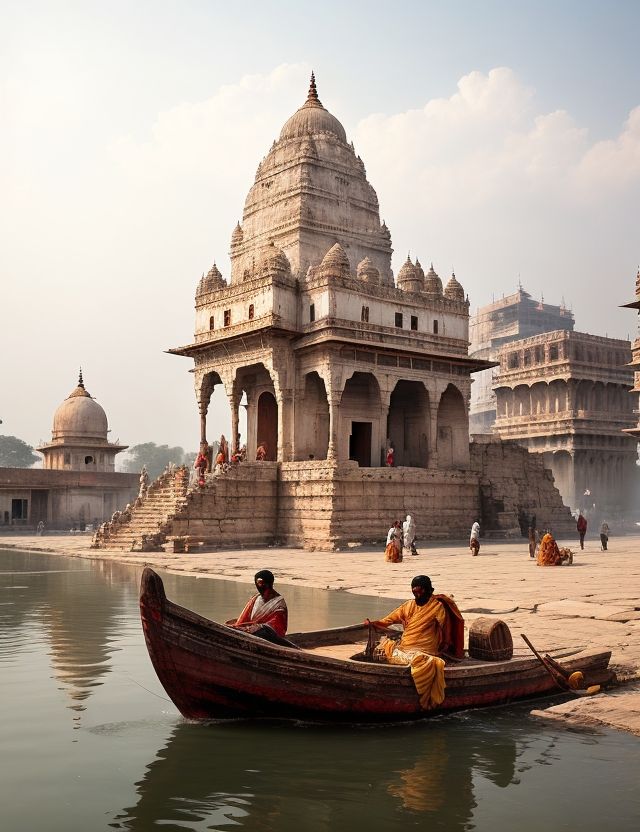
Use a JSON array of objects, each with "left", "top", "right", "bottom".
[{"left": 2, "top": 531, "right": 639, "bottom": 735}]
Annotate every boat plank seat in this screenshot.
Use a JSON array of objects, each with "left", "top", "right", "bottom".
[{"left": 304, "top": 642, "right": 368, "bottom": 661}]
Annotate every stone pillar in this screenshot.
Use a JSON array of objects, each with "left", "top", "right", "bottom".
[
  {"left": 429, "top": 402, "right": 439, "bottom": 469},
  {"left": 229, "top": 391, "right": 240, "bottom": 455},
  {"left": 327, "top": 392, "right": 341, "bottom": 460},
  {"left": 276, "top": 389, "right": 294, "bottom": 462},
  {"left": 199, "top": 402, "right": 208, "bottom": 446},
  {"left": 245, "top": 394, "right": 257, "bottom": 460}
]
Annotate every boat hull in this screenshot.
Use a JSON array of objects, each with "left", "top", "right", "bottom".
[{"left": 140, "top": 567, "right": 613, "bottom": 722}]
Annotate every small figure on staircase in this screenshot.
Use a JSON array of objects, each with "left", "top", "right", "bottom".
[
  {"left": 138, "top": 465, "right": 149, "bottom": 499},
  {"left": 194, "top": 443, "right": 210, "bottom": 487}
]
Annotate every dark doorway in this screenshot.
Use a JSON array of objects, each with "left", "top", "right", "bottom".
[
  {"left": 349, "top": 422, "right": 372, "bottom": 467},
  {"left": 257, "top": 391, "right": 278, "bottom": 461},
  {"left": 31, "top": 490, "right": 49, "bottom": 524}
]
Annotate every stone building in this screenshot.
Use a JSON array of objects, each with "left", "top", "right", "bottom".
[
  {"left": 621, "top": 267, "right": 640, "bottom": 441},
  {"left": 171, "top": 74, "right": 485, "bottom": 472},
  {"left": 469, "top": 289, "right": 574, "bottom": 433},
  {"left": 492, "top": 330, "right": 637, "bottom": 514},
  {"left": 0, "top": 373, "right": 137, "bottom": 529}
]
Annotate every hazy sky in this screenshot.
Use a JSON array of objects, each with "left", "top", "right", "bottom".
[{"left": 2, "top": 0, "right": 639, "bottom": 458}]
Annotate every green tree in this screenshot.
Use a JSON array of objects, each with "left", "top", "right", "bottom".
[
  {"left": 0, "top": 435, "right": 41, "bottom": 468},
  {"left": 121, "top": 442, "right": 191, "bottom": 480}
]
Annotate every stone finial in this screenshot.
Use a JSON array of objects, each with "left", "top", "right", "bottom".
[
  {"left": 307, "top": 71, "right": 321, "bottom": 106},
  {"left": 78, "top": 367, "right": 84, "bottom": 389}
]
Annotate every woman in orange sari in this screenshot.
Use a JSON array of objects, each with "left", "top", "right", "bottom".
[{"left": 537, "top": 532, "right": 573, "bottom": 566}]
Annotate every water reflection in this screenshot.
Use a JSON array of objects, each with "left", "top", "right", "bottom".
[
  {"left": 113, "top": 716, "right": 522, "bottom": 831},
  {"left": 0, "top": 552, "right": 139, "bottom": 718}
]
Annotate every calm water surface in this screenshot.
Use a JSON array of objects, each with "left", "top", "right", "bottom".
[{"left": 1, "top": 547, "right": 639, "bottom": 832}]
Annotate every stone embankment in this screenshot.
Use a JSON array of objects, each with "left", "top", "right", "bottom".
[{"left": 2, "top": 530, "right": 639, "bottom": 735}]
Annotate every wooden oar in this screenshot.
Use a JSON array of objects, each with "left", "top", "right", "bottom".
[
  {"left": 521, "top": 634, "right": 571, "bottom": 690},
  {"left": 520, "top": 634, "right": 601, "bottom": 696}
]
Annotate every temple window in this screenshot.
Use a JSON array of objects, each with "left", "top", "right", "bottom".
[
  {"left": 361, "top": 305, "right": 369, "bottom": 323},
  {"left": 433, "top": 320, "right": 439, "bottom": 334},
  {"left": 209, "top": 315, "right": 215, "bottom": 330},
  {"left": 550, "top": 344, "right": 559, "bottom": 361},
  {"left": 508, "top": 352, "right": 520, "bottom": 369},
  {"left": 64, "top": 452, "right": 71, "bottom": 465},
  {"left": 84, "top": 456, "right": 94, "bottom": 465},
  {"left": 248, "top": 304, "right": 255, "bottom": 320},
  {"left": 224, "top": 309, "right": 231, "bottom": 327},
  {"left": 309, "top": 303, "right": 315, "bottom": 322},
  {"left": 535, "top": 346, "right": 544, "bottom": 363},
  {"left": 410, "top": 315, "right": 418, "bottom": 331},
  {"left": 395, "top": 312, "right": 403, "bottom": 328}
]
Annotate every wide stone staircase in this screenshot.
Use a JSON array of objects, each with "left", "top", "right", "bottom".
[{"left": 92, "top": 465, "right": 190, "bottom": 551}]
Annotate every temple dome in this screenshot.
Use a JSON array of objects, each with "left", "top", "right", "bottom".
[
  {"left": 397, "top": 256, "right": 416, "bottom": 284},
  {"left": 198, "top": 262, "right": 225, "bottom": 294},
  {"left": 356, "top": 256, "right": 380, "bottom": 284},
  {"left": 319, "top": 242, "right": 351, "bottom": 276},
  {"left": 279, "top": 73, "right": 347, "bottom": 144},
  {"left": 259, "top": 242, "right": 291, "bottom": 275},
  {"left": 424, "top": 264, "right": 443, "bottom": 295},
  {"left": 52, "top": 373, "right": 108, "bottom": 441},
  {"left": 444, "top": 271, "right": 465, "bottom": 301}
]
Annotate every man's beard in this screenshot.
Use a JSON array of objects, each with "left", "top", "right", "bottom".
[{"left": 415, "top": 593, "right": 431, "bottom": 607}]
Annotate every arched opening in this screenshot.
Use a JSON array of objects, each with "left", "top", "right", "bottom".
[
  {"left": 257, "top": 392, "right": 278, "bottom": 461},
  {"left": 199, "top": 370, "right": 231, "bottom": 459},
  {"left": 296, "top": 372, "right": 329, "bottom": 460},
  {"left": 341, "top": 372, "right": 381, "bottom": 467},
  {"left": 387, "top": 380, "right": 429, "bottom": 467},
  {"left": 437, "top": 384, "right": 469, "bottom": 469},
  {"left": 234, "top": 363, "right": 278, "bottom": 461},
  {"left": 514, "top": 384, "right": 530, "bottom": 417}
]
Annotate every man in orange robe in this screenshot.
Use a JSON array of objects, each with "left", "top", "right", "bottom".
[{"left": 366, "top": 576, "right": 464, "bottom": 709}]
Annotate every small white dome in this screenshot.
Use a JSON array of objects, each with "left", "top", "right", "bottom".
[{"left": 52, "top": 373, "right": 108, "bottom": 441}]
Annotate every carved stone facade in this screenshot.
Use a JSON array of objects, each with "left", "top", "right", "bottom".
[
  {"left": 493, "top": 330, "right": 637, "bottom": 514},
  {"left": 621, "top": 267, "right": 640, "bottom": 441},
  {"left": 172, "top": 76, "right": 483, "bottom": 472},
  {"left": 469, "top": 289, "right": 574, "bottom": 433}
]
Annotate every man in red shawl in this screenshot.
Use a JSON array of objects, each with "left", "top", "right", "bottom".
[{"left": 228, "top": 569, "right": 288, "bottom": 642}]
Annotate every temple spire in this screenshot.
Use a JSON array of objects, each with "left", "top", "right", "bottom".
[
  {"left": 78, "top": 367, "right": 84, "bottom": 389},
  {"left": 306, "top": 71, "right": 322, "bottom": 107}
]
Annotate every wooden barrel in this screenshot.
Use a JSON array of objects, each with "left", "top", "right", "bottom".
[{"left": 468, "top": 617, "right": 513, "bottom": 661}]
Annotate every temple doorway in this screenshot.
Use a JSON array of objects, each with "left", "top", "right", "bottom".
[
  {"left": 257, "top": 391, "right": 278, "bottom": 461},
  {"left": 387, "top": 380, "right": 429, "bottom": 467},
  {"left": 349, "top": 422, "right": 372, "bottom": 467}
]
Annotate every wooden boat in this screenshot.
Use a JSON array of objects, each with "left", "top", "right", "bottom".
[{"left": 140, "top": 567, "right": 614, "bottom": 722}]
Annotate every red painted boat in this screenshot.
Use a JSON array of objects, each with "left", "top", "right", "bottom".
[{"left": 140, "top": 567, "right": 614, "bottom": 722}]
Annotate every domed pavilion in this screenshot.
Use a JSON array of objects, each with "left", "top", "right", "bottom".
[{"left": 38, "top": 371, "right": 127, "bottom": 472}]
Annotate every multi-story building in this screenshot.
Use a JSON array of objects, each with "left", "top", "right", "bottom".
[
  {"left": 493, "top": 330, "right": 637, "bottom": 514},
  {"left": 469, "top": 289, "right": 574, "bottom": 433}
]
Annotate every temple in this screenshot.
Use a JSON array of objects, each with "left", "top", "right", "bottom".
[
  {"left": 94, "top": 75, "right": 574, "bottom": 551},
  {"left": 170, "top": 74, "right": 487, "bottom": 470}
]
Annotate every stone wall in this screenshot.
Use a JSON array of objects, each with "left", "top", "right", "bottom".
[{"left": 470, "top": 436, "right": 574, "bottom": 536}]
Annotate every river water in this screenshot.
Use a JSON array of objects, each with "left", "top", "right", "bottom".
[{"left": 1, "top": 547, "right": 639, "bottom": 832}]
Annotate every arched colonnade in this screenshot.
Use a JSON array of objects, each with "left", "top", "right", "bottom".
[{"left": 195, "top": 362, "right": 469, "bottom": 469}]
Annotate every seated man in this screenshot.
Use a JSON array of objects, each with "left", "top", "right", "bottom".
[
  {"left": 366, "top": 576, "right": 464, "bottom": 710},
  {"left": 228, "top": 569, "right": 288, "bottom": 643}
]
